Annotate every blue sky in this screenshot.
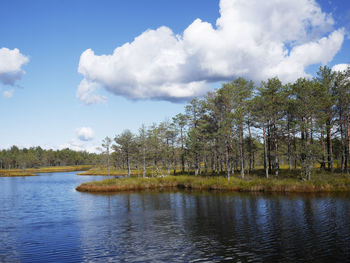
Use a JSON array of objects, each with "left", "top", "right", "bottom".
[{"left": 0, "top": 0, "right": 349, "bottom": 152}]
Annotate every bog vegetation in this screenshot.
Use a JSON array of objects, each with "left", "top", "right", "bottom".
[
  {"left": 2, "top": 66, "right": 350, "bottom": 183},
  {"left": 99, "top": 66, "right": 350, "bottom": 181},
  {"left": 77, "top": 173, "right": 350, "bottom": 193},
  {"left": 0, "top": 165, "right": 92, "bottom": 177}
]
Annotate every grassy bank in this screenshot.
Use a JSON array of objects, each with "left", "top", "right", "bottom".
[
  {"left": 77, "top": 166, "right": 170, "bottom": 176},
  {"left": 77, "top": 168, "right": 136, "bottom": 176},
  {"left": 76, "top": 172, "right": 350, "bottom": 193},
  {"left": 0, "top": 165, "right": 92, "bottom": 177},
  {"left": 0, "top": 171, "right": 37, "bottom": 177}
]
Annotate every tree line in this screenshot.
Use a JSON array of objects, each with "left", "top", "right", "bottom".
[
  {"left": 103, "top": 66, "right": 350, "bottom": 180},
  {"left": 0, "top": 146, "right": 100, "bottom": 169}
]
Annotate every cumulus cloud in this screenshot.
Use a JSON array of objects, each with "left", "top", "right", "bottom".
[
  {"left": 0, "top": 47, "right": 29, "bottom": 86},
  {"left": 3, "top": 89, "right": 14, "bottom": 98},
  {"left": 59, "top": 139, "right": 99, "bottom": 153},
  {"left": 77, "top": 0, "right": 345, "bottom": 103},
  {"left": 76, "top": 79, "right": 106, "bottom": 104},
  {"left": 76, "top": 127, "right": 94, "bottom": 141},
  {"left": 332, "top": 63, "right": 349, "bottom": 72},
  {"left": 0, "top": 141, "right": 99, "bottom": 153}
]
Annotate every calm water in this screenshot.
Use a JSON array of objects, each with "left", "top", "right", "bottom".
[{"left": 0, "top": 172, "right": 350, "bottom": 262}]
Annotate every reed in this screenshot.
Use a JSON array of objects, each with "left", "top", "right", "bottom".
[
  {"left": 76, "top": 172, "right": 350, "bottom": 193},
  {"left": 0, "top": 165, "right": 92, "bottom": 177}
]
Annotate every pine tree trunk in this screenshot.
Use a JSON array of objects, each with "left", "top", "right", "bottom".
[
  {"left": 340, "top": 111, "right": 345, "bottom": 173},
  {"left": 262, "top": 120, "right": 269, "bottom": 178},
  {"left": 239, "top": 123, "right": 244, "bottom": 178},
  {"left": 195, "top": 152, "right": 199, "bottom": 176},
  {"left": 287, "top": 116, "right": 292, "bottom": 170},
  {"left": 326, "top": 122, "right": 333, "bottom": 172},
  {"left": 211, "top": 150, "right": 215, "bottom": 175},
  {"left": 127, "top": 152, "right": 130, "bottom": 177},
  {"left": 107, "top": 154, "right": 110, "bottom": 177},
  {"left": 253, "top": 151, "right": 255, "bottom": 170},
  {"left": 143, "top": 147, "right": 146, "bottom": 178},
  {"left": 220, "top": 152, "right": 224, "bottom": 173},
  {"left": 248, "top": 121, "right": 252, "bottom": 173},
  {"left": 293, "top": 130, "right": 297, "bottom": 169},
  {"left": 305, "top": 118, "right": 311, "bottom": 180},
  {"left": 181, "top": 128, "right": 185, "bottom": 174},
  {"left": 273, "top": 122, "right": 279, "bottom": 177},
  {"left": 231, "top": 159, "right": 235, "bottom": 175},
  {"left": 226, "top": 148, "right": 230, "bottom": 180},
  {"left": 321, "top": 132, "right": 326, "bottom": 170},
  {"left": 173, "top": 148, "right": 176, "bottom": 175},
  {"left": 267, "top": 123, "right": 272, "bottom": 172},
  {"left": 216, "top": 151, "right": 220, "bottom": 174}
]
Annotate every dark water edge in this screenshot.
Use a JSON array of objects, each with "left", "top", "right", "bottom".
[{"left": 0, "top": 172, "right": 350, "bottom": 262}]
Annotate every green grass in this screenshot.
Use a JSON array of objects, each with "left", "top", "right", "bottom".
[
  {"left": 77, "top": 166, "right": 174, "bottom": 176},
  {"left": 0, "top": 171, "right": 37, "bottom": 177},
  {"left": 76, "top": 171, "right": 350, "bottom": 193}
]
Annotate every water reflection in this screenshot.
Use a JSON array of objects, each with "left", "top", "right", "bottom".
[
  {"left": 77, "top": 191, "right": 350, "bottom": 262},
  {"left": 0, "top": 172, "right": 350, "bottom": 262}
]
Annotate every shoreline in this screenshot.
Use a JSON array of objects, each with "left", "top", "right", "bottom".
[
  {"left": 76, "top": 175, "right": 350, "bottom": 193},
  {"left": 0, "top": 172, "right": 37, "bottom": 177},
  {"left": 0, "top": 165, "right": 92, "bottom": 177}
]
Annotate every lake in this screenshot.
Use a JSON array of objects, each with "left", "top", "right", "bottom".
[{"left": 0, "top": 171, "right": 349, "bottom": 262}]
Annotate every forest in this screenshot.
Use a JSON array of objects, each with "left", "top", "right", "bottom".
[
  {"left": 103, "top": 66, "right": 350, "bottom": 180},
  {"left": 0, "top": 146, "right": 100, "bottom": 169},
  {"left": 2, "top": 66, "right": 350, "bottom": 181}
]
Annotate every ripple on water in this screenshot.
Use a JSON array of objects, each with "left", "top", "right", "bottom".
[{"left": 1, "top": 174, "right": 350, "bottom": 262}]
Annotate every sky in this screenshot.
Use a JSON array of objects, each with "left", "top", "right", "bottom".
[{"left": 0, "top": 0, "right": 350, "bottom": 152}]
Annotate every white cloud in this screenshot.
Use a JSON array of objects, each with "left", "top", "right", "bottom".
[
  {"left": 76, "top": 79, "right": 106, "bottom": 104},
  {"left": 0, "top": 141, "right": 99, "bottom": 153},
  {"left": 59, "top": 139, "right": 99, "bottom": 153},
  {"left": 0, "top": 47, "right": 29, "bottom": 86},
  {"left": 3, "top": 89, "right": 14, "bottom": 98},
  {"left": 77, "top": 0, "right": 344, "bottom": 103},
  {"left": 0, "top": 143, "right": 53, "bottom": 151},
  {"left": 332, "top": 63, "right": 349, "bottom": 72},
  {"left": 76, "top": 127, "right": 94, "bottom": 141}
]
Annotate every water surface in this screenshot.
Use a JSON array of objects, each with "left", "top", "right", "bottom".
[{"left": 1, "top": 172, "right": 350, "bottom": 262}]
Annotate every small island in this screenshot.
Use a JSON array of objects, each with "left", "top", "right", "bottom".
[
  {"left": 76, "top": 67, "right": 350, "bottom": 194},
  {"left": 76, "top": 168, "right": 350, "bottom": 193}
]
